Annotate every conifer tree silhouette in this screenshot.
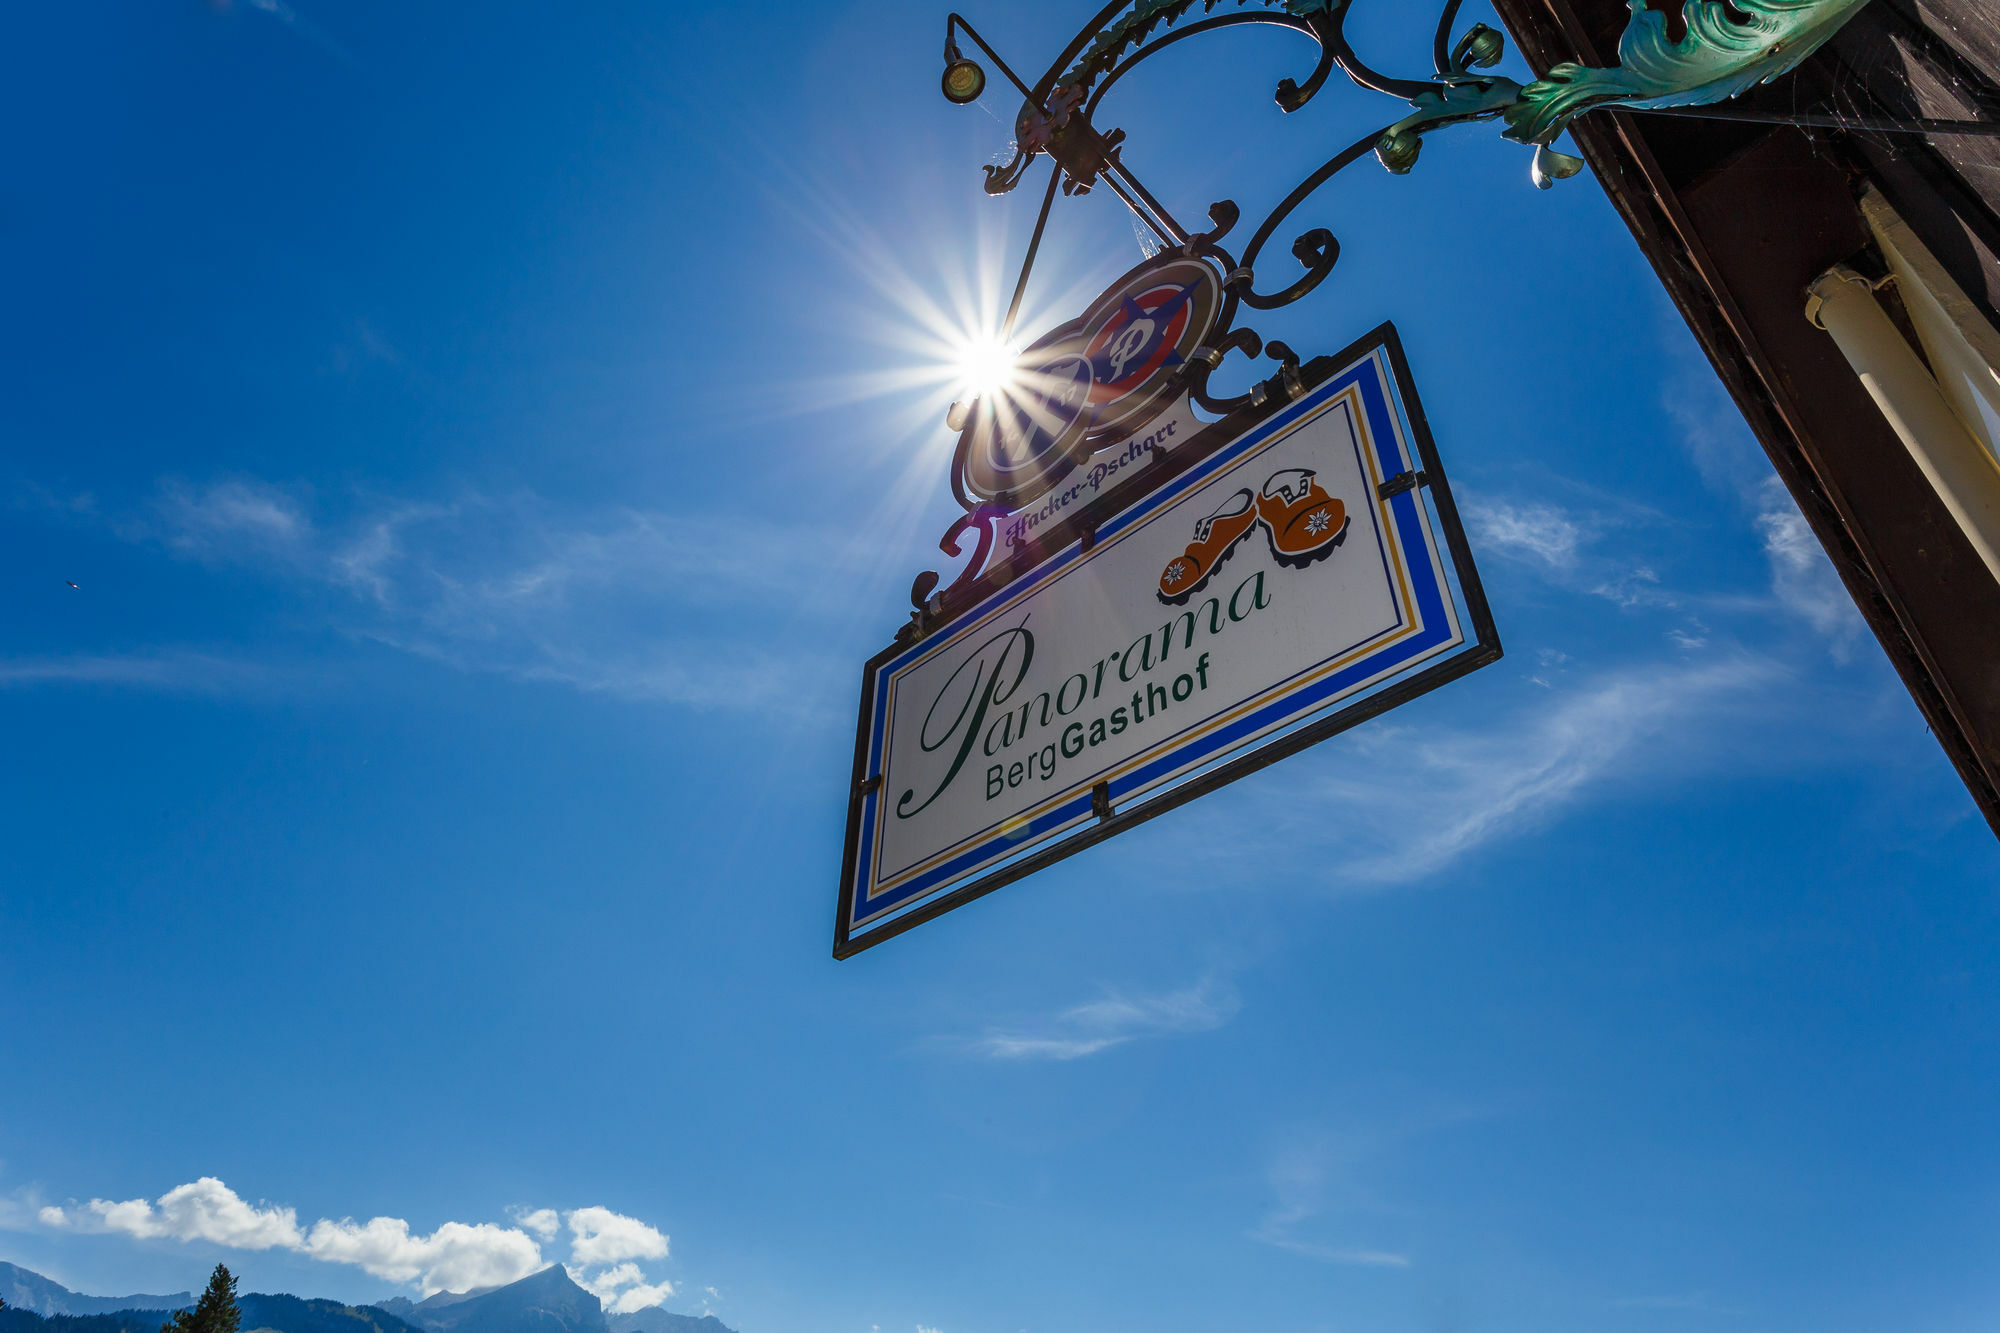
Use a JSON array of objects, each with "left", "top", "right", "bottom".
[{"left": 162, "top": 1266, "right": 238, "bottom": 1333}]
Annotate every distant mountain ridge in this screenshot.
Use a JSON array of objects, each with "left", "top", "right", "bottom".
[
  {"left": 0, "top": 1289, "right": 421, "bottom": 1333},
  {"left": 605, "top": 1310, "right": 731, "bottom": 1333},
  {"left": 0, "top": 1307, "right": 160, "bottom": 1333},
  {"left": 236, "top": 1294, "right": 424, "bottom": 1333},
  {"left": 0, "top": 1264, "right": 731, "bottom": 1333},
  {"left": 0, "top": 1264, "right": 190, "bottom": 1318}
]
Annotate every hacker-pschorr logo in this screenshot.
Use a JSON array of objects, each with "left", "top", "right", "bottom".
[
  {"left": 1156, "top": 466, "right": 1349, "bottom": 604},
  {"left": 953, "top": 252, "right": 1221, "bottom": 510}
]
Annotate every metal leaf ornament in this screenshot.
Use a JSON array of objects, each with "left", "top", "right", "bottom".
[
  {"left": 1503, "top": 0, "right": 1878, "bottom": 146},
  {"left": 1375, "top": 23, "right": 1531, "bottom": 176},
  {"left": 1010, "top": 0, "right": 1869, "bottom": 191}
]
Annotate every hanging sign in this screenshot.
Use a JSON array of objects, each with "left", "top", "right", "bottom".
[{"left": 836, "top": 324, "right": 1498, "bottom": 956}]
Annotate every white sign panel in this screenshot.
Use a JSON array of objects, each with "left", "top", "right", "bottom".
[{"left": 837, "top": 336, "right": 1494, "bottom": 954}]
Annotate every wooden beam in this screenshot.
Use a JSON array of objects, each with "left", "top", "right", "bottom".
[{"left": 1493, "top": 0, "right": 2000, "bottom": 836}]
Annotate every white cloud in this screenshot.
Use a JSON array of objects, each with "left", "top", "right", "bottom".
[
  {"left": 41, "top": 1179, "right": 679, "bottom": 1302},
  {"left": 81, "top": 1179, "right": 545, "bottom": 1294},
  {"left": 304, "top": 1217, "right": 543, "bottom": 1295},
  {"left": 88, "top": 1178, "right": 304, "bottom": 1250},
  {"left": 1299, "top": 655, "right": 1785, "bottom": 884},
  {"left": 1250, "top": 1135, "right": 1414, "bottom": 1270},
  {"left": 566, "top": 1207, "right": 669, "bottom": 1266},
  {"left": 98, "top": 478, "right": 846, "bottom": 717},
  {"left": 1465, "top": 497, "right": 1585, "bottom": 568},
  {"left": 569, "top": 1264, "right": 673, "bottom": 1314},
  {"left": 152, "top": 479, "right": 312, "bottom": 559},
  {"left": 1753, "top": 479, "right": 1863, "bottom": 649},
  {"left": 1659, "top": 321, "right": 1864, "bottom": 652},
  {"left": 967, "top": 977, "right": 1240, "bottom": 1061},
  {"left": 514, "top": 1208, "right": 560, "bottom": 1241},
  {"left": 572, "top": 1262, "right": 637, "bottom": 1300},
  {"left": 1463, "top": 494, "right": 1678, "bottom": 610},
  {"left": 1589, "top": 564, "right": 1676, "bottom": 610},
  {"left": 603, "top": 1282, "right": 673, "bottom": 1315}
]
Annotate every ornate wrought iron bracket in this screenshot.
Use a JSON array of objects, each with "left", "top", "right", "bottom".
[
  {"left": 945, "top": 0, "right": 1883, "bottom": 281},
  {"left": 913, "top": 0, "right": 1891, "bottom": 601}
]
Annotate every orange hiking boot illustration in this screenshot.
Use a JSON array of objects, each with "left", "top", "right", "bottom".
[
  {"left": 1255, "top": 467, "right": 1348, "bottom": 568},
  {"left": 1159, "top": 487, "right": 1259, "bottom": 604}
]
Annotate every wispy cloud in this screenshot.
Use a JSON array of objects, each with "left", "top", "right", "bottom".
[
  {"left": 46, "top": 476, "right": 851, "bottom": 717},
  {"left": 1294, "top": 325, "right": 1880, "bottom": 888},
  {"left": 0, "top": 1186, "right": 63, "bottom": 1233},
  {"left": 1658, "top": 318, "right": 1864, "bottom": 650},
  {"left": 1469, "top": 332, "right": 1868, "bottom": 655},
  {"left": 512, "top": 1208, "right": 560, "bottom": 1241},
  {"left": 1293, "top": 654, "right": 1786, "bottom": 885},
  {"left": 0, "top": 652, "right": 269, "bottom": 693},
  {"left": 556, "top": 1207, "right": 673, "bottom": 1312},
  {"left": 1250, "top": 1136, "right": 1412, "bottom": 1270},
  {"left": 1464, "top": 492, "right": 1679, "bottom": 611},
  {"left": 1751, "top": 478, "right": 1863, "bottom": 652},
  {"left": 1464, "top": 497, "right": 1586, "bottom": 570},
  {"left": 225, "top": 0, "right": 354, "bottom": 63},
  {"left": 1262, "top": 1240, "right": 1411, "bottom": 1266},
  {"left": 569, "top": 1263, "right": 674, "bottom": 1315},
  {"left": 1608, "top": 1291, "right": 1732, "bottom": 1312},
  {"left": 151, "top": 478, "right": 311, "bottom": 559},
  {"left": 38, "top": 1179, "right": 676, "bottom": 1306},
  {"left": 961, "top": 976, "right": 1241, "bottom": 1061}
]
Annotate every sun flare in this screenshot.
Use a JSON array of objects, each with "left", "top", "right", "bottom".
[{"left": 953, "top": 334, "right": 1021, "bottom": 401}]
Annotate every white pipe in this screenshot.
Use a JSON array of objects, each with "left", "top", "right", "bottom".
[
  {"left": 1860, "top": 189, "right": 2000, "bottom": 468},
  {"left": 1806, "top": 265, "right": 2000, "bottom": 586}
]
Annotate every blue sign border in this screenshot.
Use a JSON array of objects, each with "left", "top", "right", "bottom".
[{"left": 835, "top": 322, "right": 1500, "bottom": 958}]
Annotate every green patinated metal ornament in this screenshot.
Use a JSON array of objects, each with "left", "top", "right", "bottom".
[
  {"left": 1036, "top": 0, "right": 1871, "bottom": 188},
  {"left": 1506, "top": 0, "right": 1878, "bottom": 145}
]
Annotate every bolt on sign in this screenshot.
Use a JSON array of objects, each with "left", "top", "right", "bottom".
[{"left": 838, "top": 8, "right": 1511, "bottom": 956}]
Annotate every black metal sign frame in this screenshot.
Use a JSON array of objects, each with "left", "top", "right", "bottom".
[{"left": 835, "top": 321, "right": 1500, "bottom": 958}]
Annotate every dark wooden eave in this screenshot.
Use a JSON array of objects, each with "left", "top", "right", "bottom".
[{"left": 1492, "top": 0, "right": 2000, "bottom": 837}]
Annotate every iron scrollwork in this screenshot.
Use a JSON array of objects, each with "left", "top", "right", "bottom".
[{"left": 902, "top": 0, "right": 1869, "bottom": 635}]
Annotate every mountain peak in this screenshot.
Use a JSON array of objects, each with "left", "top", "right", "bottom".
[
  {"left": 418, "top": 1266, "right": 587, "bottom": 1310},
  {"left": 507, "top": 1269, "right": 587, "bottom": 1298},
  {"left": 393, "top": 1267, "right": 603, "bottom": 1333},
  {"left": 0, "top": 1263, "right": 192, "bottom": 1318}
]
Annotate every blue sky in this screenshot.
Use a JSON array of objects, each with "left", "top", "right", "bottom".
[{"left": 3, "top": 3, "right": 1998, "bottom": 1332}]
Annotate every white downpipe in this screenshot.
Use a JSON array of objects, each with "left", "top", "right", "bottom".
[
  {"left": 1860, "top": 189, "right": 2000, "bottom": 468},
  {"left": 1806, "top": 265, "right": 2000, "bottom": 586}
]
